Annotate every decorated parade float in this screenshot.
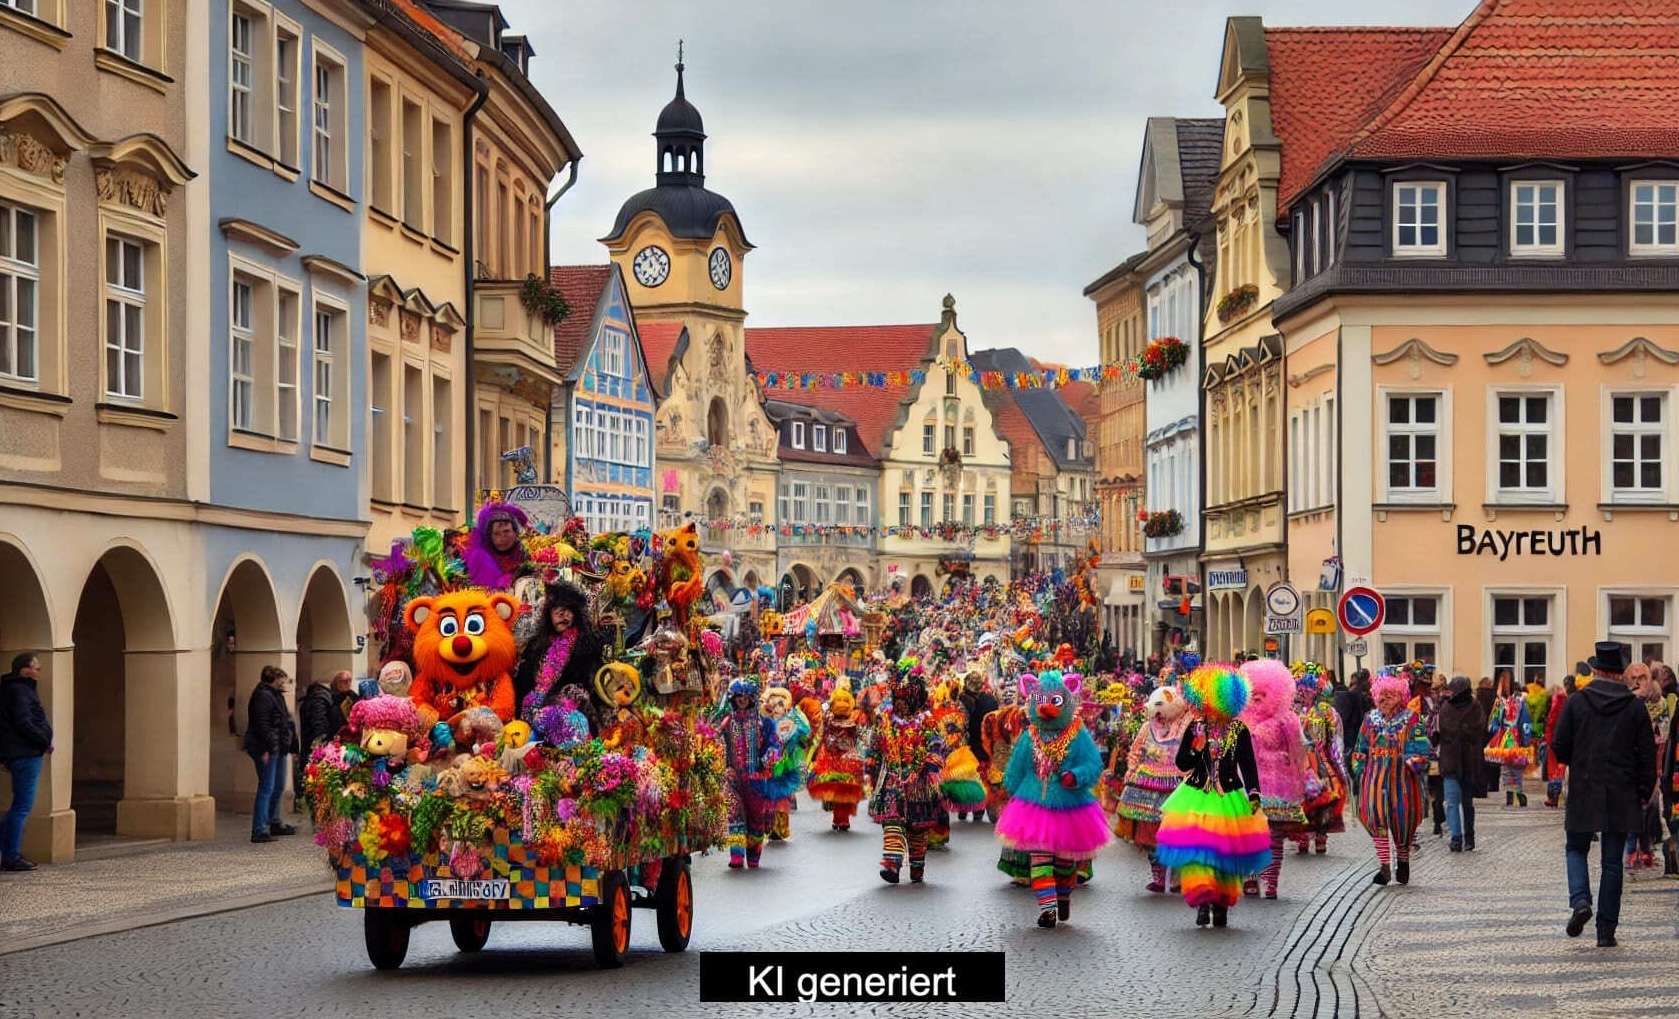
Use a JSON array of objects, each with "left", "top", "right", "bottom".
[{"left": 303, "top": 494, "right": 732, "bottom": 970}]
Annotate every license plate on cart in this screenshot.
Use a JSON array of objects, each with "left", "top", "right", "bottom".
[{"left": 421, "top": 879, "right": 510, "bottom": 900}]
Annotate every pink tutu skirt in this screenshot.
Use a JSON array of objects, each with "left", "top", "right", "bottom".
[{"left": 995, "top": 798, "right": 1113, "bottom": 860}]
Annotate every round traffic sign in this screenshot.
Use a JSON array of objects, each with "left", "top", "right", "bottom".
[
  {"left": 1265, "top": 582, "right": 1301, "bottom": 618},
  {"left": 1337, "top": 586, "right": 1386, "bottom": 637}
]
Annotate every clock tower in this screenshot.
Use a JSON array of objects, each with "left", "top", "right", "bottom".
[{"left": 601, "top": 53, "right": 778, "bottom": 591}]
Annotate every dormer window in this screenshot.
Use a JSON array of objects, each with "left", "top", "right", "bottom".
[
  {"left": 1510, "top": 181, "right": 1563, "bottom": 256},
  {"left": 790, "top": 420, "right": 804, "bottom": 449},
  {"left": 812, "top": 424, "right": 827, "bottom": 452},
  {"left": 1066, "top": 437, "right": 1077, "bottom": 460},
  {"left": 1393, "top": 182, "right": 1446, "bottom": 256},
  {"left": 1630, "top": 181, "right": 1679, "bottom": 255},
  {"left": 834, "top": 429, "right": 847, "bottom": 454}
]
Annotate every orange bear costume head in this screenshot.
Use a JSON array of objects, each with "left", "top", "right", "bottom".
[{"left": 405, "top": 590, "right": 519, "bottom": 723}]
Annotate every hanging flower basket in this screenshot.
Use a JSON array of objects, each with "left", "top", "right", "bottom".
[
  {"left": 519, "top": 274, "right": 572, "bottom": 326},
  {"left": 1215, "top": 284, "right": 1259, "bottom": 324},
  {"left": 1136, "top": 337, "right": 1188, "bottom": 381},
  {"left": 1142, "top": 510, "right": 1184, "bottom": 539},
  {"left": 939, "top": 446, "right": 963, "bottom": 467}
]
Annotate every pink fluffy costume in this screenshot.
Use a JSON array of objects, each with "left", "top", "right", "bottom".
[
  {"left": 996, "top": 670, "right": 1112, "bottom": 928},
  {"left": 1239, "top": 660, "right": 1311, "bottom": 899}
]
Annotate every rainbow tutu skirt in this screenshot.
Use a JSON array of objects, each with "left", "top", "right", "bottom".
[{"left": 1154, "top": 784, "right": 1273, "bottom": 907}]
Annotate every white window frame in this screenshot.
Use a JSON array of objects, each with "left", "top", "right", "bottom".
[
  {"left": 274, "top": 20, "right": 299, "bottom": 168},
  {"left": 1379, "top": 388, "right": 1450, "bottom": 504},
  {"left": 0, "top": 202, "right": 40, "bottom": 384},
  {"left": 834, "top": 428, "right": 847, "bottom": 454},
  {"left": 600, "top": 330, "right": 625, "bottom": 378},
  {"left": 792, "top": 481, "right": 809, "bottom": 522},
  {"left": 1488, "top": 588, "right": 1561, "bottom": 688},
  {"left": 1487, "top": 385, "right": 1562, "bottom": 505},
  {"left": 814, "top": 484, "right": 830, "bottom": 524},
  {"left": 1, "top": 1, "right": 41, "bottom": 16},
  {"left": 984, "top": 492, "right": 996, "bottom": 525},
  {"left": 104, "top": 235, "right": 145, "bottom": 400},
  {"left": 963, "top": 425, "right": 975, "bottom": 456},
  {"left": 855, "top": 486, "right": 868, "bottom": 523},
  {"left": 311, "top": 291, "right": 348, "bottom": 450},
  {"left": 1510, "top": 180, "right": 1564, "bottom": 256},
  {"left": 962, "top": 493, "right": 975, "bottom": 525},
  {"left": 105, "top": 0, "right": 143, "bottom": 62},
  {"left": 897, "top": 489, "right": 909, "bottom": 525},
  {"left": 791, "top": 420, "right": 805, "bottom": 449},
  {"left": 1630, "top": 180, "right": 1679, "bottom": 256},
  {"left": 1292, "top": 209, "right": 1306, "bottom": 281},
  {"left": 922, "top": 422, "right": 934, "bottom": 455},
  {"left": 1324, "top": 187, "right": 1337, "bottom": 269},
  {"left": 230, "top": 275, "right": 256, "bottom": 431},
  {"left": 310, "top": 40, "right": 349, "bottom": 194},
  {"left": 812, "top": 423, "right": 827, "bottom": 452},
  {"left": 1377, "top": 591, "right": 1445, "bottom": 672},
  {"left": 1310, "top": 199, "right": 1323, "bottom": 275},
  {"left": 920, "top": 491, "right": 932, "bottom": 527},
  {"left": 275, "top": 287, "right": 300, "bottom": 441},
  {"left": 229, "top": 9, "right": 255, "bottom": 145},
  {"left": 834, "top": 485, "right": 850, "bottom": 524},
  {"left": 1392, "top": 181, "right": 1446, "bottom": 257},
  {"left": 1603, "top": 588, "right": 1676, "bottom": 666},
  {"left": 1602, "top": 387, "right": 1676, "bottom": 504}
]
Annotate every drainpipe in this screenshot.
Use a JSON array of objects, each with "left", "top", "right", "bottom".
[
  {"left": 1186, "top": 233, "right": 1207, "bottom": 651},
  {"left": 461, "top": 76, "right": 488, "bottom": 517},
  {"left": 539, "top": 157, "right": 580, "bottom": 485}
]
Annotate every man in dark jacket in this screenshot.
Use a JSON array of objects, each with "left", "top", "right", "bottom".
[
  {"left": 1334, "top": 670, "right": 1372, "bottom": 757},
  {"left": 1435, "top": 676, "right": 1486, "bottom": 852},
  {"left": 1552, "top": 642, "right": 1656, "bottom": 948},
  {"left": 298, "top": 671, "right": 354, "bottom": 752},
  {"left": 957, "top": 670, "right": 998, "bottom": 822},
  {"left": 1, "top": 653, "right": 53, "bottom": 871},
  {"left": 243, "top": 665, "right": 299, "bottom": 844}
]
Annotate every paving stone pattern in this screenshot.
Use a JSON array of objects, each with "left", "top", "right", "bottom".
[{"left": 2, "top": 798, "right": 1674, "bottom": 1018}]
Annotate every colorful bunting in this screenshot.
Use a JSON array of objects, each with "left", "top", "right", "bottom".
[{"left": 751, "top": 356, "right": 1142, "bottom": 392}]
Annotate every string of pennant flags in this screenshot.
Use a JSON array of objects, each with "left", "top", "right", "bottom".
[
  {"left": 752, "top": 355, "right": 1148, "bottom": 393},
  {"left": 690, "top": 509, "right": 1103, "bottom": 542}
]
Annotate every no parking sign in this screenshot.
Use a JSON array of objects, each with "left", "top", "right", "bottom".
[{"left": 1337, "top": 587, "right": 1385, "bottom": 637}]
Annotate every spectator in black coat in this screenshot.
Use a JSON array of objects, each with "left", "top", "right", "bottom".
[
  {"left": 957, "top": 670, "right": 998, "bottom": 822},
  {"left": 1435, "top": 676, "right": 1486, "bottom": 852},
  {"left": 299, "top": 671, "right": 357, "bottom": 752},
  {"left": 243, "top": 666, "right": 299, "bottom": 843},
  {"left": 1552, "top": 642, "right": 1657, "bottom": 948},
  {"left": 1, "top": 653, "right": 53, "bottom": 871},
  {"left": 1334, "top": 670, "right": 1372, "bottom": 757}
]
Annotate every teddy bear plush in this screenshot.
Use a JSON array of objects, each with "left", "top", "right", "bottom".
[{"left": 406, "top": 589, "right": 519, "bottom": 723}]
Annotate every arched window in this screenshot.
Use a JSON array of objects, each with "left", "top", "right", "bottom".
[
  {"left": 705, "top": 487, "right": 728, "bottom": 521},
  {"left": 662, "top": 148, "right": 672, "bottom": 173},
  {"left": 692, "top": 147, "right": 702, "bottom": 175},
  {"left": 707, "top": 397, "right": 728, "bottom": 448},
  {"left": 674, "top": 150, "right": 685, "bottom": 172}
]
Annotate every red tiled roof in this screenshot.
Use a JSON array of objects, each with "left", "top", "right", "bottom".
[
  {"left": 636, "top": 321, "right": 687, "bottom": 398},
  {"left": 548, "top": 265, "right": 614, "bottom": 376},
  {"left": 745, "top": 324, "right": 938, "bottom": 455},
  {"left": 1347, "top": 0, "right": 1679, "bottom": 165},
  {"left": 388, "top": 0, "right": 475, "bottom": 63},
  {"left": 1268, "top": 26, "right": 1454, "bottom": 209}
]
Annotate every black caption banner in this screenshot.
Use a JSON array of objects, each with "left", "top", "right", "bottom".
[{"left": 699, "top": 951, "right": 1006, "bottom": 1003}]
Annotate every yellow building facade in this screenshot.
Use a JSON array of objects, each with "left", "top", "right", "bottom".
[
  {"left": 1200, "top": 19, "right": 1291, "bottom": 660},
  {"left": 604, "top": 62, "right": 778, "bottom": 586},
  {"left": 1085, "top": 257, "right": 1149, "bottom": 651}
]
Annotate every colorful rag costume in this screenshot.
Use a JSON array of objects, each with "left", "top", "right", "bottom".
[
  {"left": 1352, "top": 679, "right": 1432, "bottom": 879},
  {"left": 982, "top": 704, "right": 1031, "bottom": 883},
  {"left": 996, "top": 671, "right": 1112, "bottom": 927},
  {"left": 1155, "top": 665, "right": 1271, "bottom": 922},
  {"left": 866, "top": 677, "right": 946, "bottom": 883},
  {"left": 719, "top": 678, "right": 780, "bottom": 869},
  {"left": 1544, "top": 690, "right": 1568, "bottom": 805},
  {"left": 1292, "top": 669, "right": 1348, "bottom": 853},
  {"left": 808, "top": 683, "right": 867, "bottom": 830},
  {"left": 1483, "top": 693, "right": 1533, "bottom": 794},
  {"left": 759, "top": 686, "right": 811, "bottom": 841},
  {"left": 1115, "top": 686, "right": 1188, "bottom": 894}
]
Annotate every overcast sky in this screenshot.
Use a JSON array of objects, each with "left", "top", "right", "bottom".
[{"left": 518, "top": 0, "right": 1474, "bottom": 365}]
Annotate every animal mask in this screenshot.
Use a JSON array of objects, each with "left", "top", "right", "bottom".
[
  {"left": 406, "top": 590, "right": 519, "bottom": 721},
  {"left": 828, "top": 683, "right": 855, "bottom": 720},
  {"left": 1019, "top": 670, "right": 1081, "bottom": 730},
  {"left": 761, "top": 686, "right": 792, "bottom": 720},
  {"left": 1146, "top": 686, "right": 1186, "bottom": 722},
  {"left": 594, "top": 661, "right": 643, "bottom": 709}
]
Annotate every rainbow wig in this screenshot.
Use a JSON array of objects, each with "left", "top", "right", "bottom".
[
  {"left": 1370, "top": 672, "right": 1410, "bottom": 708},
  {"left": 1182, "top": 663, "right": 1248, "bottom": 723}
]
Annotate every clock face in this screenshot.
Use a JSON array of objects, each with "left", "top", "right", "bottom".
[
  {"left": 708, "top": 246, "right": 732, "bottom": 290},
  {"left": 632, "top": 245, "right": 670, "bottom": 288}
]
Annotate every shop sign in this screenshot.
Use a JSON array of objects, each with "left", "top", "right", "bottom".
[
  {"left": 1456, "top": 525, "right": 1602, "bottom": 561},
  {"left": 1207, "top": 568, "right": 1248, "bottom": 590},
  {"left": 1304, "top": 608, "right": 1337, "bottom": 635},
  {"left": 1127, "top": 575, "right": 1146, "bottom": 592},
  {"left": 1264, "top": 614, "right": 1301, "bottom": 635}
]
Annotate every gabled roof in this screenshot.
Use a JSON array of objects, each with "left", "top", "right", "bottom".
[
  {"left": 762, "top": 399, "right": 878, "bottom": 467},
  {"left": 1346, "top": 0, "right": 1679, "bottom": 166},
  {"left": 549, "top": 264, "right": 615, "bottom": 376},
  {"left": 745, "top": 324, "right": 938, "bottom": 455},
  {"left": 970, "top": 348, "right": 1091, "bottom": 472},
  {"left": 1082, "top": 249, "right": 1150, "bottom": 299},
  {"left": 1176, "top": 118, "right": 1225, "bottom": 238},
  {"left": 637, "top": 321, "right": 688, "bottom": 399},
  {"left": 1267, "top": 25, "right": 1454, "bottom": 209}
]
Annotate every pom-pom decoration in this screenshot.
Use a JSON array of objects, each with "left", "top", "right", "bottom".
[{"left": 1181, "top": 663, "right": 1249, "bottom": 724}]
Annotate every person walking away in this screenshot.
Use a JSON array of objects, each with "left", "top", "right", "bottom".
[
  {"left": 1486, "top": 673, "right": 1533, "bottom": 807},
  {"left": 1552, "top": 642, "right": 1655, "bottom": 948},
  {"left": 1435, "top": 676, "right": 1486, "bottom": 852},
  {"left": 0, "top": 654, "right": 53, "bottom": 872},
  {"left": 244, "top": 666, "right": 298, "bottom": 843}
]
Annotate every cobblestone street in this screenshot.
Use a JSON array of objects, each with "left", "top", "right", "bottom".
[{"left": 5, "top": 796, "right": 1674, "bottom": 1018}]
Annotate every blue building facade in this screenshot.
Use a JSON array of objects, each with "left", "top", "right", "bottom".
[
  {"left": 201, "top": 0, "right": 369, "bottom": 785},
  {"left": 554, "top": 265, "right": 657, "bottom": 535}
]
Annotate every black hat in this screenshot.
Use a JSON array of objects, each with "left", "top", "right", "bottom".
[{"left": 1588, "top": 641, "right": 1630, "bottom": 675}]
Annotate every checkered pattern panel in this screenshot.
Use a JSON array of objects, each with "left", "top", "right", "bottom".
[{"left": 332, "top": 836, "right": 602, "bottom": 909}]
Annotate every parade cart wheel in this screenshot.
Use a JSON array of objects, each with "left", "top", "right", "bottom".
[
  {"left": 364, "top": 909, "right": 411, "bottom": 971},
  {"left": 590, "top": 870, "right": 632, "bottom": 968},
  {"left": 655, "top": 857, "right": 693, "bottom": 952},
  {"left": 449, "top": 915, "right": 493, "bottom": 953}
]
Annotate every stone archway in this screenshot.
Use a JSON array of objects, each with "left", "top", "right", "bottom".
[
  {"left": 1243, "top": 587, "right": 1264, "bottom": 659},
  {"left": 296, "top": 564, "right": 356, "bottom": 692},
  {"left": 789, "top": 563, "right": 821, "bottom": 604},
  {"left": 911, "top": 574, "right": 933, "bottom": 600},
  {"left": 0, "top": 539, "right": 61, "bottom": 859},
  {"left": 209, "top": 558, "right": 284, "bottom": 810},
  {"left": 835, "top": 567, "right": 865, "bottom": 595},
  {"left": 705, "top": 569, "right": 734, "bottom": 614},
  {"left": 71, "top": 544, "right": 184, "bottom": 843}
]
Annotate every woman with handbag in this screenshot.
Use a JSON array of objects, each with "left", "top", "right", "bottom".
[{"left": 1485, "top": 674, "right": 1535, "bottom": 807}]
